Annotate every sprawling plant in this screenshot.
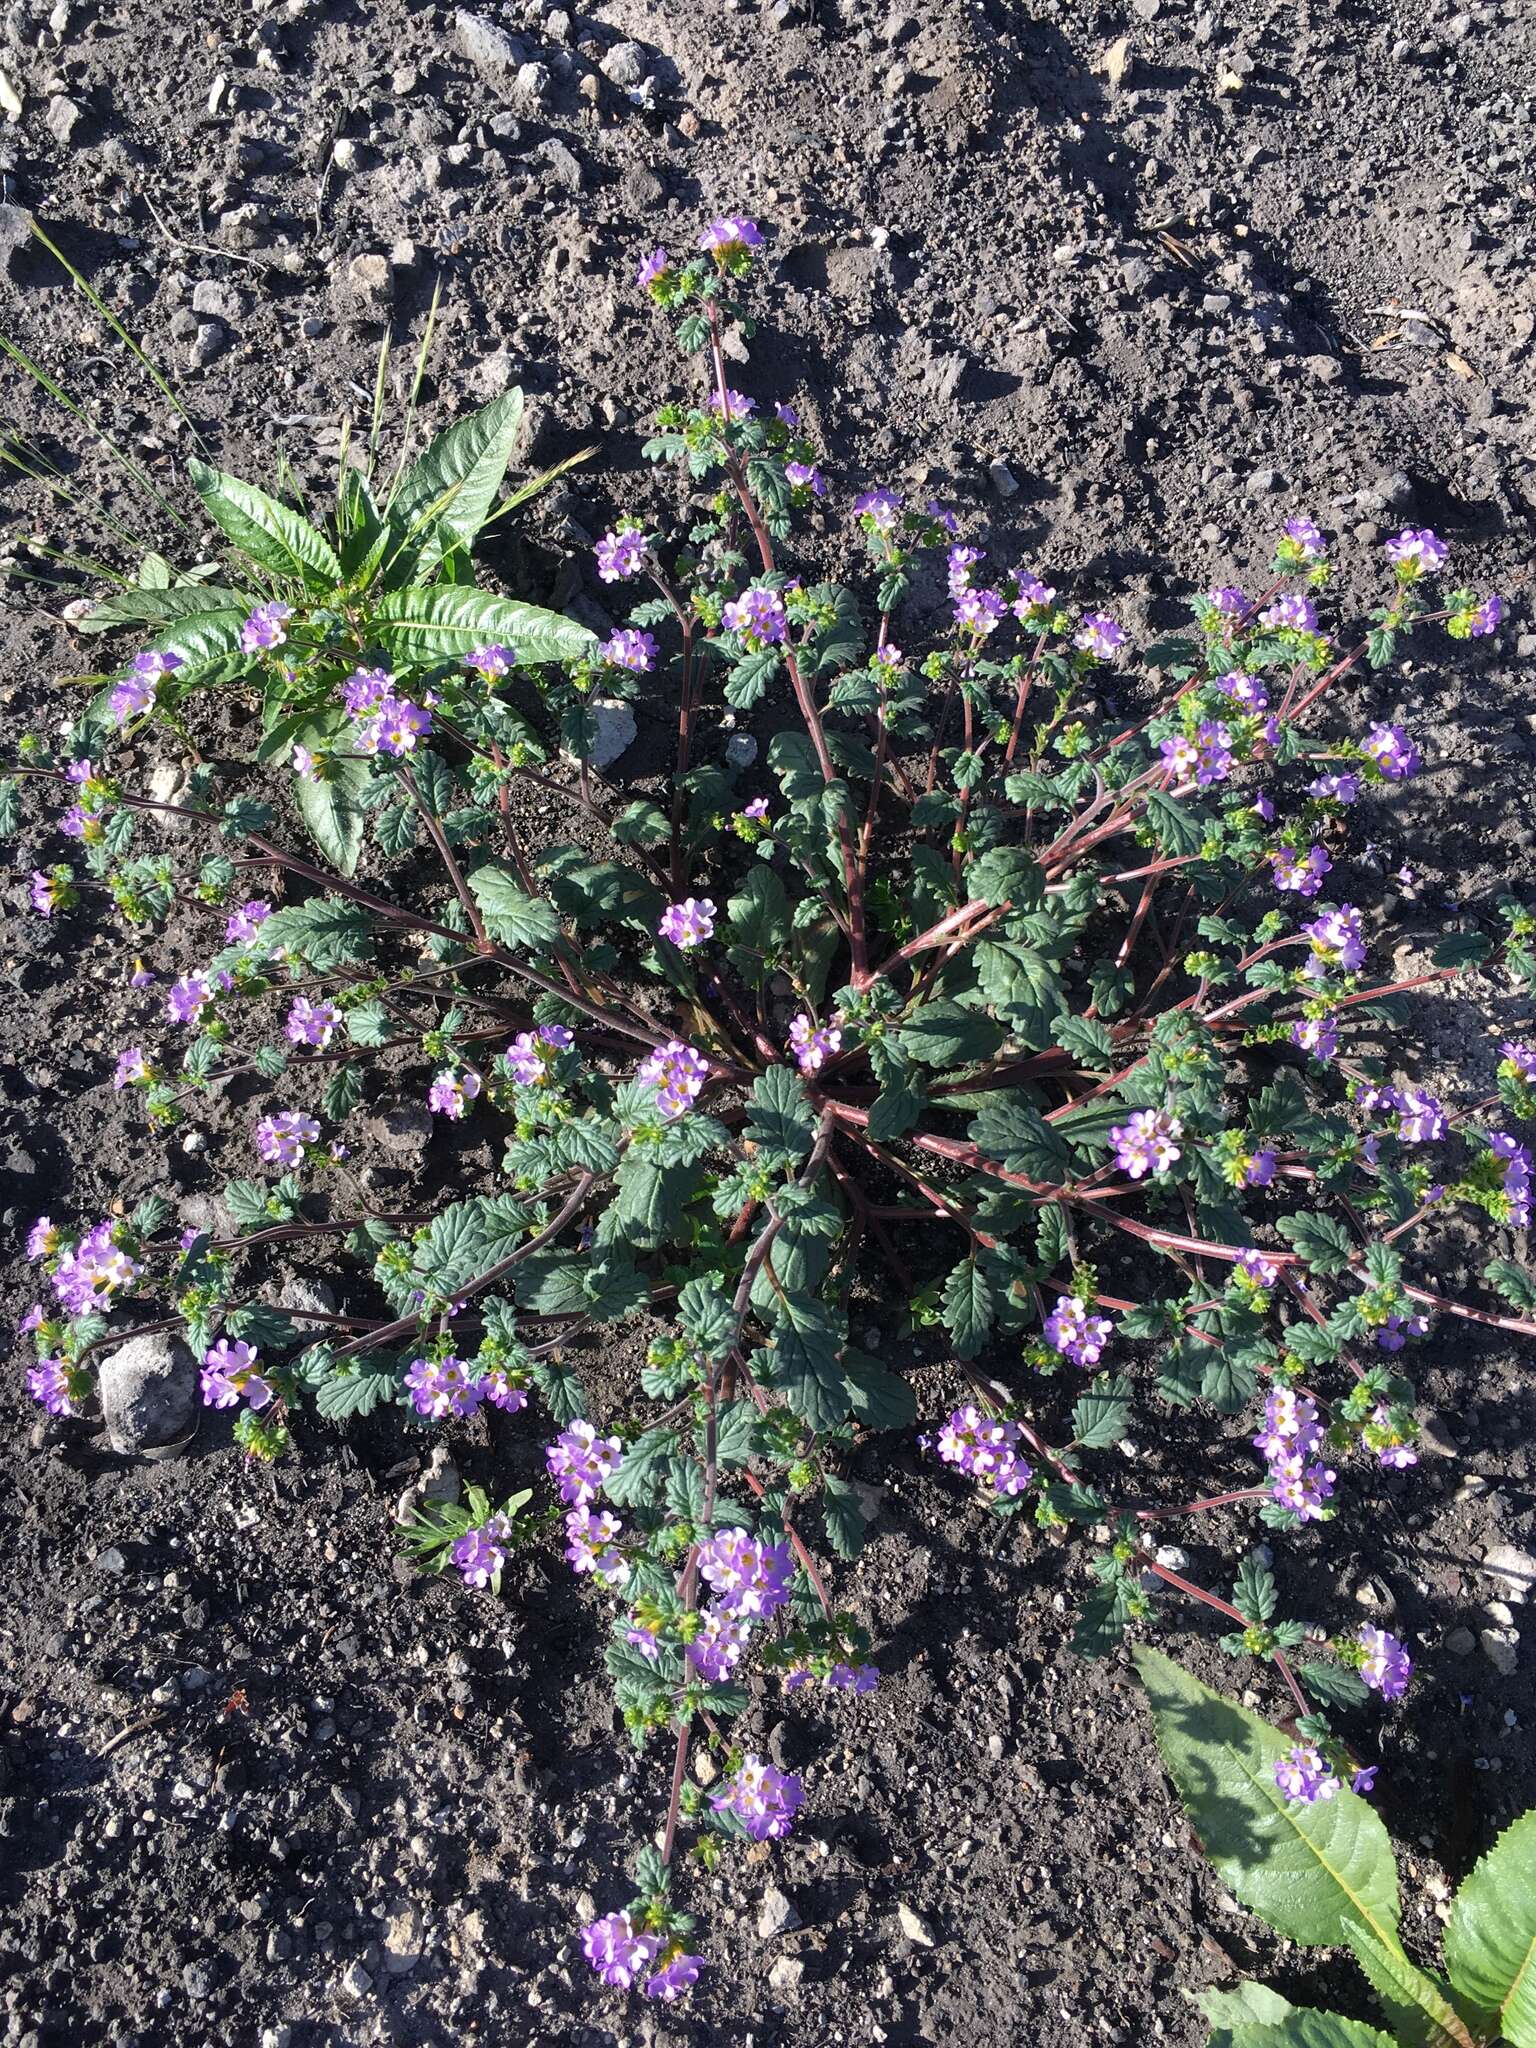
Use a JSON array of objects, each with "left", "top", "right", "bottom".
[
  {"left": 1139, "top": 1650, "right": 1536, "bottom": 2048},
  {"left": 8, "top": 215, "right": 1535, "bottom": 2002}
]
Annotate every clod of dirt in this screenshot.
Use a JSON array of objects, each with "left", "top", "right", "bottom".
[{"left": 98, "top": 1330, "right": 199, "bottom": 1454}]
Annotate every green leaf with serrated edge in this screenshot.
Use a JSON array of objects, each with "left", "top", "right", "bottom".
[
  {"left": 757, "top": 1293, "right": 847, "bottom": 1432},
  {"left": 1445, "top": 1808, "right": 1536, "bottom": 2045},
  {"left": 1133, "top": 1647, "right": 1401, "bottom": 1948},
  {"left": 941, "top": 1258, "right": 994, "bottom": 1360},
  {"left": 258, "top": 899, "right": 375, "bottom": 969},
  {"left": 1276, "top": 1211, "right": 1357, "bottom": 1277},
  {"left": 1485, "top": 1259, "right": 1536, "bottom": 1315},
  {"left": 188, "top": 460, "right": 342, "bottom": 588},
  {"left": 295, "top": 754, "right": 370, "bottom": 876},
  {"left": 603, "top": 1428, "right": 678, "bottom": 1507},
  {"left": 1341, "top": 1919, "right": 1475, "bottom": 2048},
  {"left": 969, "top": 1098, "right": 1072, "bottom": 1183},
  {"left": 1297, "top": 1662, "right": 1369, "bottom": 1710},
  {"left": 841, "top": 1350, "right": 916, "bottom": 1430},
  {"left": 821, "top": 1474, "right": 866, "bottom": 1560},
  {"left": 899, "top": 1001, "right": 1006, "bottom": 1069},
  {"left": 1053, "top": 1015, "right": 1117, "bottom": 1069},
  {"left": 1071, "top": 1375, "right": 1132, "bottom": 1450},
  {"left": 1074, "top": 1577, "right": 1134, "bottom": 1657},
  {"left": 75, "top": 583, "right": 255, "bottom": 635},
  {"left": 1201, "top": 1985, "right": 1297, "bottom": 2032},
  {"left": 385, "top": 389, "right": 524, "bottom": 575},
  {"left": 744, "top": 1065, "right": 816, "bottom": 1165},
  {"left": 1234, "top": 1551, "right": 1278, "bottom": 1625},
  {"left": 715, "top": 1402, "right": 759, "bottom": 1468},
  {"left": 322, "top": 1064, "right": 363, "bottom": 1120},
  {"left": 466, "top": 865, "right": 562, "bottom": 949},
  {"left": 1221, "top": 2019, "right": 1397, "bottom": 2048},
  {"left": 371, "top": 584, "right": 595, "bottom": 668}
]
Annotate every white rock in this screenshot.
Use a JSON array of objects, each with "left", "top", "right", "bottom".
[
  {"left": 1481, "top": 1628, "right": 1519, "bottom": 1677},
  {"left": 896, "top": 1901, "right": 936, "bottom": 1947},
  {"left": 98, "top": 1331, "right": 199, "bottom": 1454}
]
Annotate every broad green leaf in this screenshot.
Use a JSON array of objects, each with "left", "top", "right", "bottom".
[
  {"left": 76, "top": 584, "right": 254, "bottom": 635},
  {"left": 969, "top": 1098, "right": 1072, "bottom": 1184},
  {"left": 1074, "top": 1576, "right": 1134, "bottom": 1657},
  {"left": 296, "top": 753, "right": 371, "bottom": 876},
  {"left": 899, "top": 1001, "right": 1006, "bottom": 1070},
  {"left": 1133, "top": 1647, "right": 1401, "bottom": 1948},
  {"left": 941, "top": 1258, "right": 994, "bottom": 1359},
  {"left": 1070, "top": 1374, "right": 1132, "bottom": 1449},
  {"left": 841, "top": 1349, "right": 916, "bottom": 1430},
  {"left": 371, "top": 584, "right": 595, "bottom": 668},
  {"left": 1223, "top": 2017, "right": 1397, "bottom": 2048},
  {"left": 821, "top": 1474, "right": 867, "bottom": 1559},
  {"left": 467, "top": 865, "right": 562, "bottom": 949},
  {"left": 1341, "top": 1919, "right": 1475, "bottom": 2048},
  {"left": 188, "top": 460, "right": 342, "bottom": 589},
  {"left": 756, "top": 1293, "right": 847, "bottom": 1433},
  {"left": 386, "top": 390, "right": 525, "bottom": 576},
  {"left": 1201, "top": 1984, "right": 1297, "bottom": 2033},
  {"left": 1445, "top": 1808, "right": 1536, "bottom": 2046},
  {"left": 257, "top": 898, "right": 375, "bottom": 969},
  {"left": 744, "top": 1065, "right": 816, "bottom": 1168}
]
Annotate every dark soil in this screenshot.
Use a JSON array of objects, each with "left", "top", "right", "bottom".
[{"left": 2, "top": 1, "right": 1536, "bottom": 2044}]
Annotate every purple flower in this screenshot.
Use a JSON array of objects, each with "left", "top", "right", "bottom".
[
  {"left": 1500, "top": 1040, "right": 1536, "bottom": 1084},
  {"left": 565, "top": 1504, "right": 627, "bottom": 1582},
  {"left": 687, "top": 1607, "right": 752, "bottom": 1683},
  {"left": 225, "top": 899, "right": 272, "bottom": 943},
  {"left": 466, "top": 642, "right": 514, "bottom": 677},
  {"left": 775, "top": 402, "right": 801, "bottom": 428},
  {"left": 1240, "top": 1147, "right": 1278, "bottom": 1187},
  {"left": 240, "top": 601, "right": 292, "bottom": 654},
  {"left": 658, "top": 896, "right": 717, "bottom": 950},
  {"left": 1109, "top": 1107, "right": 1183, "bottom": 1180},
  {"left": 427, "top": 1069, "right": 481, "bottom": 1119},
  {"left": 1237, "top": 1247, "right": 1280, "bottom": 1289},
  {"left": 505, "top": 1025, "right": 573, "bottom": 1085},
  {"left": 1013, "top": 572, "right": 1057, "bottom": 617},
  {"left": 1291, "top": 1014, "right": 1338, "bottom": 1060},
  {"left": 113, "top": 1047, "right": 152, "bottom": 1090},
  {"left": 646, "top": 1953, "right": 703, "bottom": 2003},
  {"left": 1308, "top": 771, "right": 1361, "bottom": 804},
  {"left": 1208, "top": 586, "right": 1247, "bottom": 615},
  {"left": 1362, "top": 722, "right": 1421, "bottom": 781},
  {"left": 200, "top": 1337, "right": 273, "bottom": 1411},
  {"left": 595, "top": 527, "right": 649, "bottom": 582},
  {"left": 450, "top": 1513, "right": 514, "bottom": 1588},
  {"left": 111, "top": 648, "right": 183, "bottom": 722},
  {"left": 953, "top": 586, "right": 1007, "bottom": 638},
  {"left": 1269, "top": 1452, "right": 1337, "bottom": 1523},
  {"left": 698, "top": 214, "right": 763, "bottom": 255},
  {"left": 1358, "top": 1625, "right": 1412, "bottom": 1700},
  {"left": 405, "top": 1355, "right": 483, "bottom": 1421},
  {"left": 1253, "top": 1389, "right": 1323, "bottom": 1464},
  {"left": 784, "top": 460, "right": 827, "bottom": 496},
  {"left": 1216, "top": 671, "right": 1269, "bottom": 713},
  {"left": 1384, "top": 526, "right": 1448, "bottom": 574},
  {"left": 1284, "top": 516, "right": 1326, "bottom": 558},
  {"left": 926, "top": 499, "right": 960, "bottom": 536},
  {"left": 1269, "top": 844, "right": 1332, "bottom": 897},
  {"left": 1303, "top": 904, "right": 1366, "bottom": 974},
  {"left": 636, "top": 247, "right": 669, "bottom": 290},
  {"left": 722, "top": 584, "right": 787, "bottom": 645},
  {"left": 286, "top": 995, "right": 341, "bottom": 1048},
  {"left": 26, "top": 1358, "right": 79, "bottom": 1417},
  {"left": 1368, "top": 1401, "right": 1419, "bottom": 1467},
  {"left": 167, "top": 973, "right": 214, "bottom": 1026},
  {"left": 1042, "top": 1295, "right": 1113, "bottom": 1369},
  {"left": 1261, "top": 593, "right": 1318, "bottom": 633},
  {"left": 1352, "top": 1765, "right": 1380, "bottom": 1795},
  {"left": 739, "top": 795, "right": 771, "bottom": 822},
  {"left": 342, "top": 665, "right": 392, "bottom": 715},
  {"left": 852, "top": 488, "right": 902, "bottom": 534},
  {"left": 698, "top": 1527, "right": 794, "bottom": 1619},
  {"left": 637, "top": 1040, "right": 711, "bottom": 1118},
  {"left": 292, "top": 745, "right": 321, "bottom": 782},
  {"left": 475, "top": 1362, "right": 528, "bottom": 1412},
  {"left": 709, "top": 386, "right": 757, "bottom": 423},
  {"left": 255, "top": 1109, "right": 320, "bottom": 1167},
  {"left": 546, "top": 1420, "right": 624, "bottom": 1505},
  {"left": 30, "top": 868, "right": 73, "bottom": 918},
  {"left": 1161, "top": 719, "right": 1233, "bottom": 788},
  {"left": 932, "top": 1405, "right": 1033, "bottom": 1497},
  {"left": 599, "top": 627, "right": 659, "bottom": 672},
  {"left": 871, "top": 643, "right": 904, "bottom": 672},
  {"left": 25, "top": 1217, "right": 59, "bottom": 1262},
  {"left": 1493, "top": 1131, "right": 1533, "bottom": 1227},
  {"left": 1393, "top": 1086, "right": 1446, "bottom": 1144},
  {"left": 130, "top": 959, "right": 156, "bottom": 988},
  {"left": 1467, "top": 593, "right": 1503, "bottom": 637},
  {"left": 355, "top": 691, "right": 431, "bottom": 757},
  {"left": 1253, "top": 792, "right": 1276, "bottom": 823},
  {"left": 711, "top": 1757, "right": 804, "bottom": 1841},
  {"left": 49, "top": 1220, "right": 142, "bottom": 1316},
  {"left": 947, "top": 544, "right": 985, "bottom": 594},
  {"left": 1274, "top": 1744, "right": 1341, "bottom": 1805},
  {"left": 1074, "top": 613, "right": 1126, "bottom": 659},
  {"left": 582, "top": 1911, "right": 661, "bottom": 1990},
  {"left": 788, "top": 1013, "right": 841, "bottom": 1074}
]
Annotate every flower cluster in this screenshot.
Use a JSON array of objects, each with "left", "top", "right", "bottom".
[
  {"left": 636, "top": 1040, "right": 710, "bottom": 1119},
  {"left": 1043, "top": 1295, "right": 1114, "bottom": 1368},
  {"left": 1110, "top": 1107, "right": 1184, "bottom": 1180},
  {"left": 1252, "top": 1390, "right": 1336, "bottom": 1524},
  {"left": 341, "top": 666, "right": 432, "bottom": 757},
  {"left": 932, "top": 1406, "right": 1034, "bottom": 1497}
]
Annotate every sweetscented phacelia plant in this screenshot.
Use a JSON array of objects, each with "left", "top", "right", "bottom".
[
  {"left": 1138, "top": 1650, "right": 1536, "bottom": 2048},
  {"left": 8, "top": 213, "right": 1536, "bottom": 2003}
]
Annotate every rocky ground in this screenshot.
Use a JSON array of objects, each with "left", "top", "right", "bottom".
[{"left": 2, "top": 0, "right": 1536, "bottom": 2042}]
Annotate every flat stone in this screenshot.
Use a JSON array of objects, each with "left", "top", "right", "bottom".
[
  {"left": 47, "top": 94, "right": 82, "bottom": 146},
  {"left": 1444, "top": 1626, "right": 1476, "bottom": 1656},
  {"left": 757, "top": 1886, "right": 800, "bottom": 1938},
  {"left": 99, "top": 1332, "right": 199, "bottom": 1454},
  {"left": 373, "top": 1103, "right": 433, "bottom": 1154},
  {"left": 1481, "top": 1628, "right": 1519, "bottom": 1676},
  {"left": 1483, "top": 1543, "right": 1536, "bottom": 1605},
  {"left": 767, "top": 1956, "right": 804, "bottom": 1995},
  {"left": 0, "top": 201, "right": 33, "bottom": 279},
  {"left": 454, "top": 8, "right": 525, "bottom": 84},
  {"left": 897, "top": 1901, "right": 936, "bottom": 1946},
  {"left": 568, "top": 698, "right": 636, "bottom": 773}
]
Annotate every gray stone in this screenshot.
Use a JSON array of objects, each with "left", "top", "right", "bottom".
[
  {"left": 1444, "top": 1625, "right": 1476, "bottom": 1655},
  {"left": 572, "top": 699, "right": 636, "bottom": 772},
  {"left": 454, "top": 8, "right": 525, "bottom": 84},
  {"left": 725, "top": 733, "right": 759, "bottom": 770},
  {"left": 1483, "top": 1543, "right": 1536, "bottom": 1605},
  {"left": 1482, "top": 1628, "right": 1519, "bottom": 1677},
  {"left": 757, "top": 1886, "right": 800, "bottom": 1938},
  {"left": 515, "top": 59, "right": 553, "bottom": 108},
  {"left": 897, "top": 1901, "right": 936, "bottom": 1946},
  {"left": 47, "top": 94, "right": 82, "bottom": 147},
  {"left": 380, "top": 1899, "right": 424, "bottom": 1975},
  {"left": 189, "top": 321, "right": 228, "bottom": 367},
  {"left": 374, "top": 1103, "right": 433, "bottom": 1154},
  {"left": 600, "top": 39, "right": 649, "bottom": 88},
  {"left": 768, "top": 1956, "right": 804, "bottom": 1995},
  {"left": 0, "top": 202, "right": 33, "bottom": 279},
  {"left": 278, "top": 1275, "right": 337, "bottom": 1333},
  {"left": 191, "top": 280, "right": 242, "bottom": 322},
  {"left": 340, "top": 1960, "right": 373, "bottom": 1998},
  {"left": 395, "top": 1446, "right": 460, "bottom": 1525},
  {"left": 987, "top": 458, "right": 1019, "bottom": 498},
  {"left": 336, "top": 252, "right": 393, "bottom": 323},
  {"left": 538, "top": 136, "right": 584, "bottom": 190},
  {"left": 99, "top": 1332, "right": 199, "bottom": 1455}
]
